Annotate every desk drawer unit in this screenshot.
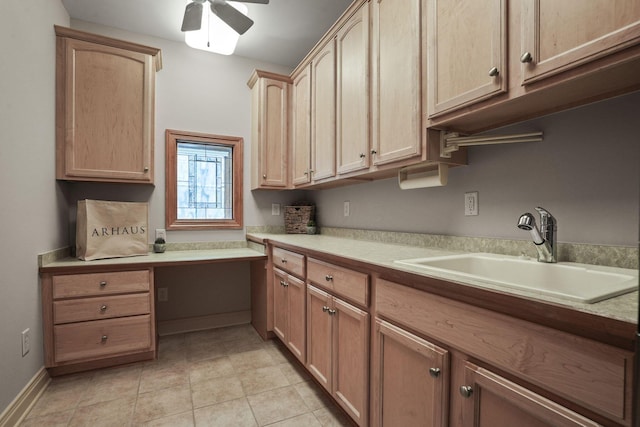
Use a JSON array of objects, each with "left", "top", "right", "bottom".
[
  {"left": 307, "top": 258, "right": 369, "bottom": 306},
  {"left": 41, "top": 268, "right": 155, "bottom": 374}
]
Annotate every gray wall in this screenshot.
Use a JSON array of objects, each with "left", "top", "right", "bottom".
[
  {"left": 0, "top": 0, "right": 70, "bottom": 413},
  {"left": 310, "top": 91, "right": 640, "bottom": 247}
]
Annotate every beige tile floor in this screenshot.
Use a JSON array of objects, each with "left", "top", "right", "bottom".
[{"left": 21, "top": 324, "right": 353, "bottom": 426}]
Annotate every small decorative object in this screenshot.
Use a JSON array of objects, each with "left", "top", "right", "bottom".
[
  {"left": 306, "top": 220, "right": 317, "bottom": 235},
  {"left": 153, "top": 237, "right": 166, "bottom": 253}
]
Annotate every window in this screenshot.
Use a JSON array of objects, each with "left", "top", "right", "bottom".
[{"left": 165, "top": 130, "right": 243, "bottom": 230}]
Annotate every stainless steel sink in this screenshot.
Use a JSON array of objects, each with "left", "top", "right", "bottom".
[{"left": 394, "top": 253, "right": 637, "bottom": 303}]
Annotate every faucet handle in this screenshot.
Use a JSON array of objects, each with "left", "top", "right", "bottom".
[{"left": 535, "top": 207, "right": 556, "bottom": 229}]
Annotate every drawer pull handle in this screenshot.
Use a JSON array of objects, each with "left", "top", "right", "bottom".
[
  {"left": 328, "top": 309, "right": 337, "bottom": 315},
  {"left": 459, "top": 385, "right": 473, "bottom": 398},
  {"left": 101, "top": 335, "right": 108, "bottom": 343},
  {"left": 100, "top": 305, "right": 108, "bottom": 312},
  {"left": 429, "top": 367, "right": 441, "bottom": 378},
  {"left": 281, "top": 258, "right": 287, "bottom": 264},
  {"left": 322, "top": 306, "right": 330, "bottom": 312},
  {"left": 325, "top": 275, "right": 333, "bottom": 282},
  {"left": 99, "top": 281, "right": 107, "bottom": 287},
  {"left": 280, "top": 280, "right": 286, "bottom": 287}
]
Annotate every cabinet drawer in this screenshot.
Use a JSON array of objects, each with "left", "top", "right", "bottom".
[
  {"left": 272, "top": 247, "right": 305, "bottom": 278},
  {"left": 308, "top": 258, "right": 369, "bottom": 306},
  {"left": 53, "top": 270, "right": 150, "bottom": 299},
  {"left": 375, "top": 278, "right": 633, "bottom": 424},
  {"left": 54, "top": 315, "right": 152, "bottom": 363},
  {"left": 54, "top": 293, "right": 150, "bottom": 324}
]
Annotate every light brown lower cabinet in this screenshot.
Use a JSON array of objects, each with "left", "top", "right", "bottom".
[
  {"left": 375, "top": 277, "right": 634, "bottom": 426},
  {"left": 371, "top": 319, "right": 449, "bottom": 427},
  {"left": 272, "top": 267, "right": 306, "bottom": 363},
  {"left": 307, "top": 285, "right": 369, "bottom": 426}
]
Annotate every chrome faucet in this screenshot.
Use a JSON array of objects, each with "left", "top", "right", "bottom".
[{"left": 517, "top": 207, "right": 557, "bottom": 263}]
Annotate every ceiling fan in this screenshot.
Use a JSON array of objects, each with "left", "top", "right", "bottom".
[{"left": 181, "top": 0, "right": 269, "bottom": 35}]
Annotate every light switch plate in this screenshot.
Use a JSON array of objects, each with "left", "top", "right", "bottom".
[
  {"left": 343, "top": 201, "right": 350, "bottom": 217},
  {"left": 155, "top": 229, "right": 167, "bottom": 241},
  {"left": 271, "top": 203, "right": 280, "bottom": 216}
]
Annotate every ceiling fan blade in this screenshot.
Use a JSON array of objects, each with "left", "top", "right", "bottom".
[
  {"left": 211, "top": 1, "right": 255, "bottom": 35},
  {"left": 233, "top": 0, "right": 269, "bottom": 3},
  {"left": 181, "top": 2, "right": 204, "bottom": 32}
]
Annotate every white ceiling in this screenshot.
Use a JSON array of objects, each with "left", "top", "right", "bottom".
[{"left": 61, "top": 0, "right": 353, "bottom": 68}]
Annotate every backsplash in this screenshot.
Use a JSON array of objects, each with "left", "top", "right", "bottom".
[{"left": 246, "top": 226, "right": 638, "bottom": 269}]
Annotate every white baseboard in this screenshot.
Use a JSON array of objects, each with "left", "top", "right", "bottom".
[
  {"left": 0, "top": 367, "right": 50, "bottom": 427},
  {"left": 158, "top": 310, "right": 251, "bottom": 336}
]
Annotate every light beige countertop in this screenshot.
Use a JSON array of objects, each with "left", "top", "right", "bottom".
[
  {"left": 247, "top": 232, "right": 638, "bottom": 325},
  {"left": 39, "top": 247, "right": 267, "bottom": 273}
]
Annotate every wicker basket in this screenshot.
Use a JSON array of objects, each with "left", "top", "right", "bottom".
[{"left": 284, "top": 205, "right": 315, "bottom": 234}]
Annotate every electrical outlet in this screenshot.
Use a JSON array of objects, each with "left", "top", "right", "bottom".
[
  {"left": 158, "top": 287, "right": 169, "bottom": 302},
  {"left": 465, "top": 192, "right": 479, "bottom": 216},
  {"left": 344, "top": 201, "right": 350, "bottom": 217},
  {"left": 155, "top": 229, "right": 167, "bottom": 241},
  {"left": 21, "top": 328, "right": 30, "bottom": 357},
  {"left": 271, "top": 203, "right": 280, "bottom": 216}
]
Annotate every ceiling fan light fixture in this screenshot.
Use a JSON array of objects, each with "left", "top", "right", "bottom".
[{"left": 184, "top": 1, "right": 248, "bottom": 55}]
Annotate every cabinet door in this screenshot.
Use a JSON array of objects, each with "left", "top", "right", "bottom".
[
  {"left": 272, "top": 268, "right": 288, "bottom": 342},
  {"left": 427, "top": 0, "right": 507, "bottom": 117},
  {"left": 332, "top": 297, "right": 369, "bottom": 426},
  {"left": 371, "top": 319, "right": 448, "bottom": 427},
  {"left": 291, "top": 64, "right": 312, "bottom": 186},
  {"left": 286, "top": 274, "right": 306, "bottom": 363},
  {"left": 336, "top": 3, "right": 370, "bottom": 175},
  {"left": 371, "top": 0, "right": 423, "bottom": 166},
  {"left": 306, "top": 285, "right": 333, "bottom": 391},
  {"left": 458, "top": 361, "right": 600, "bottom": 427},
  {"left": 60, "top": 38, "right": 154, "bottom": 183},
  {"left": 256, "top": 78, "right": 288, "bottom": 188},
  {"left": 311, "top": 40, "right": 337, "bottom": 182},
  {"left": 521, "top": 0, "right": 640, "bottom": 85}
]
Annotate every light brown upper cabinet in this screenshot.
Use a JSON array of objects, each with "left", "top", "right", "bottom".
[
  {"left": 371, "top": 0, "right": 425, "bottom": 166},
  {"left": 311, "top": 40, "right": 337, "bottom": 183},
  {"left": 248, "top": 70, "right": 290, "bottom": 190},
  {"left": 336, "top": 2, "right": 370, "bottom": 175},
  {"left": 521, "top": 0, "right": 640, "bottom": 85},
  {"left": 427, "top": 0, "right": 640, "bottom": 133},
  {"left": 290, "top": 64, "right": 312, "bottom": 186},
  {"left": 55, "top": 26, "right": 161, "bottom": 184},
  {"left": 427, "top": 0, "right": 507, "bottom": 117}
]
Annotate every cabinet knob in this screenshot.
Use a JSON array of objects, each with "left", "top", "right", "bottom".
[
  {"left": 459, "top": 385, "right": 473, "bottom": 398},
  {"left": 143, "top": 166, "right": 149, "bottom": 172},
  {"left": 325, "top": 274, "right": 333, "bottom": 282},
  {"left": 304, "top": 171, "right": 308, "bottom": 175},
  {"left": 328, "top": 309, "right": 337, "bottom": 315},
  {"left": 520, "top": 51, "right": 533, "bottom": 63},
  {"left": 101, "top": 335, "right": 108, "bottom": 343},
  {"left": 488, "top": 67, "right": 499, "bottom": 77},
  {"left": 370, "top": 150, "right": 377, "bottom": 155},
  {"left": 281, "top": 258, "right": 287, "bottom": 264},
  {"left": 100, "top": 305, "right": 108, "bottom": 312},
  {"left": 99, "top": 281, "right": 107, "bottom": 287},
  {"left": 322, "top": 306, "right": 330, "bottom": 312},
  {"left": 429, "top": 367, "right": 441, "bottom": 378},
  {"left": 279, "top": 280, "right": 286, "bottom": 287},
  {"left": 359, "top": 153, "right": 366, "bottom": 159},
  {"left": 263, "top": 174, "right": 267, "bottom": 179}
]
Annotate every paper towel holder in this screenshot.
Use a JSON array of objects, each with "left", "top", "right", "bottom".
[{"left": 398, "top": 163, "right": 448, "bottom": 189}]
